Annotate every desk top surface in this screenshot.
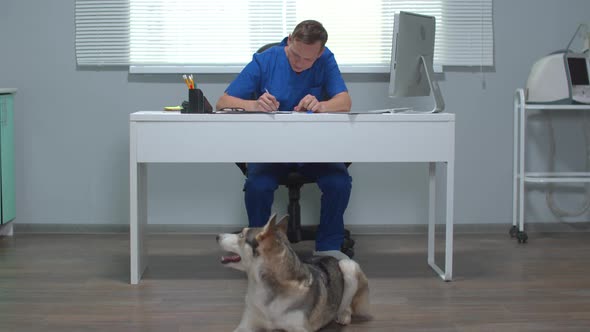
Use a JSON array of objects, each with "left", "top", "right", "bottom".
[{"left": 131, "top": 111, "right": 455, "bottom": 122}]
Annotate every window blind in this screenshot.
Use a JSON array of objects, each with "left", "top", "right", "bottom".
[
  {"left": 75, "top": 0, "right": 130, "bottom": 66},
  {"left": 75, "top": 0, "right": 493, "bottom": 72}
]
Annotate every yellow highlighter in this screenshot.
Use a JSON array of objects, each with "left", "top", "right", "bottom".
[{"left": 164, "top": 106, "right": 183, "bottom": 111}]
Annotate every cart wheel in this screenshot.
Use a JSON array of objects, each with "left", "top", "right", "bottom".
[
  {"left": 516, "top": 231, "right": 528, "bottom": 244},
  {"left": 509, "top": 225, "right": 518, "bottom": 238}
]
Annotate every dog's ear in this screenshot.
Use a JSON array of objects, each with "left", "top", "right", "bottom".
[
  {"left": 257, "top": 213, "right": 277, "bottom": 242},
  {"left": 276, "top": 215, "right": 289, "bottom": 235},
  {"left": 264, "top": 213, "right": 277, "bottom": 232}
]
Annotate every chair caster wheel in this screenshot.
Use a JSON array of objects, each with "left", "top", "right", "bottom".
[
  {"left": 342, "top": 237, "right": 355, "bottom": 249},
  {"left": 341, "top": 247, "right": 354, "bottom": 259}
]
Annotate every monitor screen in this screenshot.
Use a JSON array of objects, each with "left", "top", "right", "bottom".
[
  {"left": 568, "top": 57, "right": 590, "bottom": 86},
  {"left": 389, "top": 12, "right": 436, "bottom": 98}
]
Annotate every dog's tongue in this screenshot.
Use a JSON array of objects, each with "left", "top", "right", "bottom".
[{"left": 221, "top": 254, "right": 241, "bottom": 264}]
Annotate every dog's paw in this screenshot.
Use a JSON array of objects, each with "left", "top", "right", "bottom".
[{"left": 335, "top": 309, "right": 352, "bottom": 325}]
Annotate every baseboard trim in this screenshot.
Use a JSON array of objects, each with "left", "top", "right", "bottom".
[
  {"left": 12, "top": 222, "right": 590, "bottom": 235},
  {"left": 0, "top": 222, "right": 14, "bottom": 236},
  {"left": 15, "top": 223, "right": 130, "bottom": 234}
]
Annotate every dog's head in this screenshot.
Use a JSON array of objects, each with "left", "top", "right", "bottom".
[{"left": 216, "top": 213, "right": 289, "bottom": 271}]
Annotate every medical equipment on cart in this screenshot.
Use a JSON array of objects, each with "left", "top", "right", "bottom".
[{"left": 526, "top": 24, "right": 590, "bottom": 104}]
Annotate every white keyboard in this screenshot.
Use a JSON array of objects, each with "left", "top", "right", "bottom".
[{"left": 368, "top": 107, "right": 414, "bottom": 113}]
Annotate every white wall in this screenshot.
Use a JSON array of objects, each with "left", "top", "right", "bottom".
[{"left": 2, "top": 0, "right": 590, "bottom": 227}]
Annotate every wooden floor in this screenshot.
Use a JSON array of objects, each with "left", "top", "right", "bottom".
[{"left": 1, "top": 231, "right": 590, "bottom": 331}]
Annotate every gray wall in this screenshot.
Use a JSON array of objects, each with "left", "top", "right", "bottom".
[{"left": 2, "top": 0, "right": 590, "bottom": 227}]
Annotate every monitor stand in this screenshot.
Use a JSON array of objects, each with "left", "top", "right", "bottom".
[{"left": 420, "top": 55, "right": 445, "bottom": 113}]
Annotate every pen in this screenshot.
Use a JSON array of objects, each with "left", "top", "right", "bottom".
[{"left": 265, "top": 88, "right": 279, "bottom": 112}]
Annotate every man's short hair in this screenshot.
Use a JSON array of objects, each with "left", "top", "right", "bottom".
[{"left": 291, "top": 20, "right": 328, "bottom": 48}]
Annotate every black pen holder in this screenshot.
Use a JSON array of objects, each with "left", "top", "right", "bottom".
[{"left": 184, "top": 88, "right": 212, "bottom": 113}]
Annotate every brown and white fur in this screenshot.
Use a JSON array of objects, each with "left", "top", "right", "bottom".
[{"left": 216, "top": 214, "right": 370, "bottom": 332}]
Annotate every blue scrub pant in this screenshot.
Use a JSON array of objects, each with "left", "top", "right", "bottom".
[{"left": 244, "top": 163, "right": 352, "bottom": 251}]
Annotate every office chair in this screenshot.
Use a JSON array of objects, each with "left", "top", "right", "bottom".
[
  {"left": 235, "top": 42, "right": 355, "bottom": 258},
  {"left": 236, "top": 162, "right": 355, "bottom": 257}
]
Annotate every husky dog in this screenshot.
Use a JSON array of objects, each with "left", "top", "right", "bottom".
[{"left": 216, "top": 214, "right": 370, "bottom": 332}]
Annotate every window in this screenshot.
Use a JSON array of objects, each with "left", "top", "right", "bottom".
[{"left": 75, "top": 0, "right": 493, "bottom": 73}]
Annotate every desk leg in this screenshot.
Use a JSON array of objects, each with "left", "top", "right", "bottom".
[
  {"left": 130, "top": 163, "right": 147, "bottom": 284},
  {"left": 130, "top": 123, "right": 148, "bottom": 285},
  {"left": 444, "top": 160, "right": 454, "bottom": 281},
  {"left": 427, "top": 161, "right": 454, "bottom": 281},
  {"left": 428, "top": 163, "right": 436, "bottom": 267}
]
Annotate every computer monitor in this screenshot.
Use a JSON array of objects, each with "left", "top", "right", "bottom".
[{"left": 389, "top": 11, "right": 445, "bottom": 113}]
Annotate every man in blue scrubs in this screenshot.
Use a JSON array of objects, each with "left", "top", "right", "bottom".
[{"left": 216, "top": 20, "right": 352, "bottom": 259}]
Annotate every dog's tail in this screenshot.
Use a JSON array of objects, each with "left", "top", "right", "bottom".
[
  {"left": 339, "top": 259, "right": 372, "bottom": 321},
  {"left": 351, "top": 263, "right": 371, "bottom": 319}
]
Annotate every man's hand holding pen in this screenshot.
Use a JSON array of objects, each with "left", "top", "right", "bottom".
[{"left": 256, "top": 88, "right": 280, "bottom": 112}]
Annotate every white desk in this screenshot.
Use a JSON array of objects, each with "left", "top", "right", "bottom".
[{"left": 130, "top": 111, "right": 456, "bottom": 284}]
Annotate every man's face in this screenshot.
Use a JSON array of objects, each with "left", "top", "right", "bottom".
[{"left": 286, "top": 36, "right": 324, "bottom": 73}]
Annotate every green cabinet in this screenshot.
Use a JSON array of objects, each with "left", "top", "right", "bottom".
[{"left": 0, "top": 91, "right": 15, "bottom": 225}]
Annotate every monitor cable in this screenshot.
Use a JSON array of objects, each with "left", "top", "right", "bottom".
[{"left": 545, "top": 111, "right": 590, "bottom": 227}]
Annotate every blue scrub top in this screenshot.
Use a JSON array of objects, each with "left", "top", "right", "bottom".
[{"left": 225, "top": 37, "right": 348, "bottom": 111}]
